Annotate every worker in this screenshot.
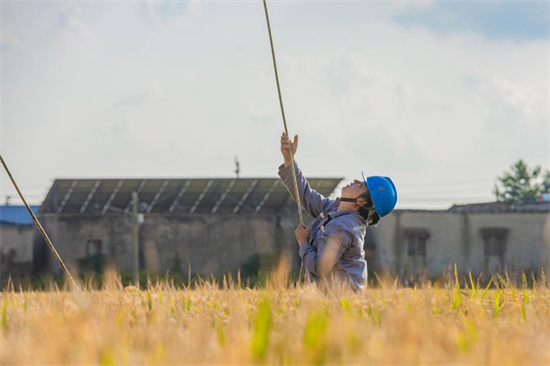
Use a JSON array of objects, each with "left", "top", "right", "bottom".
[{"left": 278, "top": 132, "right": 397, "bottom": 290}]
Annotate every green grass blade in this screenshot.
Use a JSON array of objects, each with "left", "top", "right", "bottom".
[
  {"left": 481, "top": 277, "right": 494, "bottom": 300},
  {"left": 469, "top": 272, "right": 477, "bottom": 299},
  {"left": 251, "top": 296, "right": 271, "bottom": 359}
]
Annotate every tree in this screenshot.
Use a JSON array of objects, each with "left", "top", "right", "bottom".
[{"left": 494, "top": 160, "right": 550, "bottom": 204}]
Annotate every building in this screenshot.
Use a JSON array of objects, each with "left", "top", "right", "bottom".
[
  {"left": 374, "top": 200, "right": 550, "bottom": 281},
  {"left": 36, "top": 177, "right": 342, "bottom": 277},
  {"left": 11, "top": 174, "right": 549, "bottom": 283},
  {"left": 0, "top": 205, "right": 39, "bottom": 280}
]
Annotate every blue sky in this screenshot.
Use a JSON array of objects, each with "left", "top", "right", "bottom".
[
  {"left": 1, "top": 0, "right": 548, "bottom": 209},
  {"left": 395, "top": 2, "right": 548, "bottom": 40}
]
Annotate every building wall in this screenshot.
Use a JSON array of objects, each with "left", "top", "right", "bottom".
[
  {"left": 37, "top": 210, "right": 550, "bottom": 279},
  {"left": 0, "top": 225, "right": 35, "bottom": 279},
  {"left": 376, "top": 211, "right": 550, "bottom": 278},
  {"left": 39, "top": 212, "right": 300, "bottom": 276},
  {"left": 1, "top": 226, "right": 34, "bottom": 263},
  {"left": 467, "top": 213, "right": 549, "bottom": 275}
]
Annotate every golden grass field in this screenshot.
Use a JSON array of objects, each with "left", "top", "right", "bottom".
[{"left": 1, "top": 270, "right": 549, "bottom": 365}]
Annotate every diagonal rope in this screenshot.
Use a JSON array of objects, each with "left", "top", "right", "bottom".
[
  {"left": 262, "top": 0, "right": 304, "bottom": 226},
  {"left": 0, "top": 154, "right": 80, "bottom": 290}
]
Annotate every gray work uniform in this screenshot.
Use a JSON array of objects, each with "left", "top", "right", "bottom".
[{"left": 278, "top": 163, "right": 368, "bottom": 290}]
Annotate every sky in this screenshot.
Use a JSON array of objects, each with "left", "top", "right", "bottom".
[{"left": 0, "top": 0, "right": 548, "bottom": 210}]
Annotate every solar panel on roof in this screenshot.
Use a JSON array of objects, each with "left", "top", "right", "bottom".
[{"left": 40, "top": 177, "right": 343, "bottom": 215}]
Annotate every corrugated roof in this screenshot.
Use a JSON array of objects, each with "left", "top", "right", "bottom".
[
  {"left": 39, "top": 177, "right": 343, "bottom": 215},
  {"left": 513, "top": 200, "right": 550, "bottom": 212},
  {"left": 0, "top": 205, "right": 39, "bottom": 226},
  {"left": 447, "top": 202, "right": 511, "bottom": 213},
  {"left": 448, "top": 200, "right": 550, "bottom": 213}
]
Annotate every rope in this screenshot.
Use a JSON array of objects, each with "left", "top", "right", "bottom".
[
  {"left": 262, "top": 0, "right": 304, "bottom": 226},
  {"left": 0, "top": 154, "right": 80, "bottom": 290}
]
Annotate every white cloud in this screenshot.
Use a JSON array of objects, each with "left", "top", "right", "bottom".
[
  {"left": 1, "top": 2, "right": 547, "bottom": 209},
  {"left": 46, "top": 3, "right": 94, "bottom": 43}
]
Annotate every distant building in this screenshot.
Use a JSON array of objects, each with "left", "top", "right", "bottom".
[
  {"left": 0, "top": 205, "right": 39, "bottom": 280},
  {"left": 14, "top": 175, "right": 550, "bottom": 283},
  {"left": 374, "top": 200, "right": 550, "bottom": 282},
  {"left": 35, "top": 177, "right": 342, "bottom": 277}
]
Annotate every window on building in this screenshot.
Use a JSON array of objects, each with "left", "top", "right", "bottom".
[
  {"left": 407, "top": 238, "right": 426, "bottom": 257},
  {"left": 404, "top": 229, "right": 430, "bottom": 258},
  {"left": 480, "top": 228, "right": 507, "bottom": 257},
  {"left": 86, "top": 239, "right": 103, "bottom": 257}
]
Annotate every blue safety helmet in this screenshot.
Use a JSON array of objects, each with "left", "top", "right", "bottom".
[{"left": 362, "top": 172, "right": 397, "bottom": 219}]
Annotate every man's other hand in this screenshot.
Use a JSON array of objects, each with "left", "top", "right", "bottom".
[{"left": 294, "top": 224, "right": 311, "bottom": 246}]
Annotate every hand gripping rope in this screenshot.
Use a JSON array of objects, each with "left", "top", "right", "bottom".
[
  {"left": 0, "top": 154, "right": 80, "bottom": 290},
  {"left": 262, "top": 0, "right": 304, "bottom": 226}
]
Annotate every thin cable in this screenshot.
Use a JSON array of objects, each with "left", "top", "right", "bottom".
[
  {"left": 0, "top": 154, "right": 80, "bottom": 290},
  {"left": 263, "top": 0, "right": 304, "bottom": 225}
]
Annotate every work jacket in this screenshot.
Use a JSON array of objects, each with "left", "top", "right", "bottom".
[{"left": 278, "top": 162, "right": 368, "bottom": 290}]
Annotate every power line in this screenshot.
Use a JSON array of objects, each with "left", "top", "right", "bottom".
[
  {"left": 400, "top": 188, "right": 495, "bottom": 195},
  {"left": 398, "top": 196, "right": 493, "bottom": 202},
  {"left": 400, "top": 178, "right": 495, "bottom": 188}
]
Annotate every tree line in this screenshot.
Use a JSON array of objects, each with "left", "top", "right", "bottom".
[{"left": 494, "top": 159, "right": 550, "bottom": 205}]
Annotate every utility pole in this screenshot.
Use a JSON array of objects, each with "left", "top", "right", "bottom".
[
  {"left": 132, "top": 191, "right": 139, "bottom": 287},
  {"left": 234, "top": 156, "right": 240, "bottom": 178}
]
